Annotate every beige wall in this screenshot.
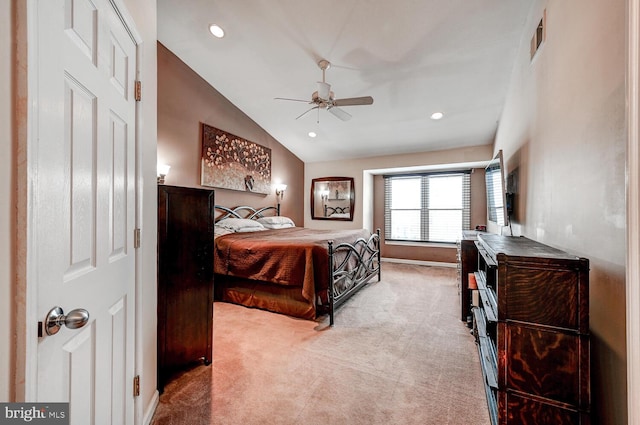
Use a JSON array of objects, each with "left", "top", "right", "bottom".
[
  {"left": 372, "top": 168, "right": 487, "bottom": 264},
  {"left": 495, "top": 1, "right": 627, "bottom": 423},
  {"left": 157, "top": 43, "right": 305, "bottom": 226},
  {"left": 305, "top": 145, "right": 492, "bottom": 263},
  {"left": 1, "top": 0, "right": 13, "bottom": 402}
]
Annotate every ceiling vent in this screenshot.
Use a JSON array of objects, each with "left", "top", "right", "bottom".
[{"left": 530, "top": 10, "right": 546, "bottom": 61}]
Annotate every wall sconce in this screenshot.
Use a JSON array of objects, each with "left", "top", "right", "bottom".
[
  {"left": 157, "top": 163, "right": 170, "bottom": 184},
  {"left": 275, "top": 183, "right": 287, "bottom": 200}
]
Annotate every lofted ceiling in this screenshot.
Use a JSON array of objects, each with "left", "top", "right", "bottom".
[{"left": 157, "top": 0, "right": 532, "bottom": 163}]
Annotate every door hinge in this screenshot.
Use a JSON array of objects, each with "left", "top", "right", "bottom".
[
  {"left": 134, "top": 80, "right": 142, "bottom": 101},
  {"left": 134, "top": 228, "right": 141, "bottom": 249},
  {"left": 133, "top": 375, "right": 140, "bottom": 397}
]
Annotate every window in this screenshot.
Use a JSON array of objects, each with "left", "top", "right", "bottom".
[
  {"left": 384, "top": 172, "right": 471, "bottom": 243},
  {"left": 486, "top": 166, "right": 505, "bottom": 225}
]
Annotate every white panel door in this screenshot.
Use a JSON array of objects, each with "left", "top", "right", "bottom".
[{"left": 32, "top": 0, "right": 137, "bottom": 424}]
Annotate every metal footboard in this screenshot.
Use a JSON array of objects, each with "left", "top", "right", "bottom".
[{"left": 327, "top": 229, "right": 381, "bottom": 326}]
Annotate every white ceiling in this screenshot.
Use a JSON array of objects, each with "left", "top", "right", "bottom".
[{"left": 157, "top": 0, "right": 532, "bottom": 163}]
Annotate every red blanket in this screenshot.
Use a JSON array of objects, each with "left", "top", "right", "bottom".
[{"left": 214, "top": 227, "right": 371, "bottom": 304}]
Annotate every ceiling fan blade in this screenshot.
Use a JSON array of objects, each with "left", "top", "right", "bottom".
[
  {"left": 317, "top": 82, "right": 331, "bottom": 100},
  {"left": 333, "top": 96, "right": 374, "bottom": 107},
  {"left": 295, "top": 106, "right": 319, "bottom": 120},
  {"left": 328, "top": 106, "right": 352, "bottom": 121},
  {"left": 275, "top": 97, "right": 311, "bottom": 103}
]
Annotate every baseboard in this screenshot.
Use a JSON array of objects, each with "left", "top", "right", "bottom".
[
  {"left": 381, "top": 257, "right": 457, "bottom": 268},
  {"left": 142, "top": 390, "right": 159, "bottom": 425}
]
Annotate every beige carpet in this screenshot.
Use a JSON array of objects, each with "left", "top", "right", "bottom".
[{"left": 150, "top": 262, "right": 490, "bottom": 425}]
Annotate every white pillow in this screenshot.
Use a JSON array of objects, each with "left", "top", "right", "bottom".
[
  {"left": 256, "top": 216, "right": 295, "bottom": 229},
  {"left": 329, "top": 213, "right": 350, "bottom": 218},
  {"left": 214, "top": 225, "right": 233, "bottom": 238},
  {"left": 216, "top": 218, "right": 266, "bottom": 233}
]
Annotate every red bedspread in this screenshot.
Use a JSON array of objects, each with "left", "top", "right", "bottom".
[{"left": 214, "top": 227, "right": 371, "bottom": 305}]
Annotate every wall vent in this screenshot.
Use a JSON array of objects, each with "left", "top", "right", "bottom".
[{"left": 530, "top": 10, "right": 546, "bottom": 61}]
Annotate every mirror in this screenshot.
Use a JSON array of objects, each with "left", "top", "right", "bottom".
[{"left": 311, "top": 177, "right": 355, "bottom": 221}]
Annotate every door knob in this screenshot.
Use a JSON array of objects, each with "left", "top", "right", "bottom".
[{"left": 44, "top": 306, "right": 90, "bottom": 336}]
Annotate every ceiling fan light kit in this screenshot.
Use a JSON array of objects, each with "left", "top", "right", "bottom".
[{"left": 275, "top": 59, "right": 373, "bottom": 123}]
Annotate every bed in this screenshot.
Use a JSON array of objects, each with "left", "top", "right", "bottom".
[
  {"left": 324, "top": 205, "right": 350, "bottom": 218},
  {"left": 213, "top": 205, "right": 380, "bottom": 325}
]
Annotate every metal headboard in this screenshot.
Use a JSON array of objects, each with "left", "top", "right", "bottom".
[
  {"left": 214, "top": 205, "right": 280, "bottom": 222},
  {"left": 324, "top": 206, "right": 349, "bottom": 217}
]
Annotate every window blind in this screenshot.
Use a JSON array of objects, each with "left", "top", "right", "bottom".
[{"left": 384, "top": 172, "right": 471, "bottom": 243}]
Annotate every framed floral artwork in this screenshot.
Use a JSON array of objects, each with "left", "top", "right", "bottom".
[{"left": 200, "top": 123, "right": 271, "bottom": 194}]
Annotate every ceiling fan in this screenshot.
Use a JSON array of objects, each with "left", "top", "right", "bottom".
[{"left": 275, "top": 59, "right": 374, "bottom": 122}]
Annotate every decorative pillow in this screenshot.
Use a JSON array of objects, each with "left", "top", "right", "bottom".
[
  {"left": 256, "top": 216, "right": 295, "bottom": 229},
  {"left": 214, "top": 225, "right": 233, "bottom": 238},
  {"left": 216, "top": 218, "right": 266, "bottom": 233}
]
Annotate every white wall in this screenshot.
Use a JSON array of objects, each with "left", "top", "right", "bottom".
[
  {"left": 0, "top": 0, "right": 13, "bottom": 402},
  {"left": 494, "top": 1, "right": 627, "bottom": 423}
]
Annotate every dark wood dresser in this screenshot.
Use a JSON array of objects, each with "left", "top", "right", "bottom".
[
  {"left": 457, "top": 230, "right": 480, "bottom": 323},
  {"left": 473, "top": 234, "right": 590, "bottom": 425},
  {"left": 157, "top": 185, "right": 215, "bottom": 392}
]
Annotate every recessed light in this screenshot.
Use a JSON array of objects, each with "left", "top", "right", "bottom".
[
  {"left": 308, "top": 131, "right": 317, "bottom": 138},
  {"left": 430, "top": 112, "right": 444, "bottom": 120},
  {"left": 209, "top": 24, "right": 225, "bottom": 38}
]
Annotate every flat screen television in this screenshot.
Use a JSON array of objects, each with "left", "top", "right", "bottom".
[{"left": 485, "top": 150, "right": 510, "bottom": 226}]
